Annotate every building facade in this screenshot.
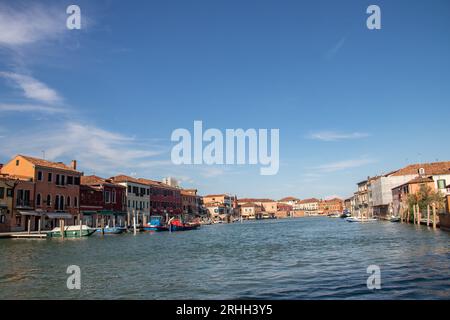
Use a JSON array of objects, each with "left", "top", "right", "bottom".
[
  {"left": 80, "top": 175, "right": 127, "bottom": 227},
  {"left": 1, "top": 155, "right": 82, "bottom": 229},
  {"left": 110, "top": 175, "right": 151, "bottom": 225}
]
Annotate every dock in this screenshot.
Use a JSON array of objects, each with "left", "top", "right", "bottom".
[{"left": 0, "top": 231, "right": 49, "bottom": 239}]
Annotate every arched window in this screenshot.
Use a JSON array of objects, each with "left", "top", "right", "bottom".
[
  {"left": 47, "top": 194, "right": 51, "bottom": 206},
  {"left": 74, "top": 197, "right": 78, "bottom": 208},
  {"left": 67, "top": 196, "right": 71, "bottom": 207},
  {"left": 55, "top": 195, "right": 59, "bottom": 210},
  {"left": 36, "top": 194, "right": 41, "bottom": 206},
  {"left": 59, "top": 196, "right": 65, "bottom": 211}
]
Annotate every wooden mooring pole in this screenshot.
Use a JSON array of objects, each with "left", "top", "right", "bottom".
[
  {"left": 432, "top": 203, "right": 437, "bottom": 229},
  {"left": 427, "top": 205, "right": 430, "bottom": 227}
]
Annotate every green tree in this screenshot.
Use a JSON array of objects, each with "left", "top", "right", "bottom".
[{"left": 406, "top": 184, "right": 445, "bottom": 222}]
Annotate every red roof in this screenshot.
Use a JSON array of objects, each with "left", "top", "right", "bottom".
[
  {"left": 391, "top": 161, "right": 450, "bottom": 176},
  {"left": 18, "top": 154, "right": 80, "bottom": 173}
]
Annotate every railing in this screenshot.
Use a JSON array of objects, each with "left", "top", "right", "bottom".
[{"left": 16, "top": 199, "right": 32, "bottom": 208}]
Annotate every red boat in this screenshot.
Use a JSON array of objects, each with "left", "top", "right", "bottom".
[{"left": 169, "top": 219, "right": 201, "bottom": 231}]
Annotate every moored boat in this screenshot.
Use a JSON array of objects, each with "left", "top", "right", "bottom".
[
  {"left": 169, "top": 219, "right": 201, "bottom": 231},
  {"left": 95, "top": 226, "right": 125, "bottom": 234},
  {"left": 47, "top": 225, "right": 97, "bottom": 238},
  {"left": 143, "top": 216, "right": 165, "bottom": 231},
  {"left": 388, "top": 215, "right": 400, "bottom": 223},
  {"left": 346, "top": 217, "right": 377, "bottom": 223}
]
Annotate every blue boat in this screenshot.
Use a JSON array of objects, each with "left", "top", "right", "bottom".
[
  {"left": 143, "top": 216, "right": 164, "bottom": 231},
  {"left": 95, "top": 226, "right": 125, "bottom": 234}
]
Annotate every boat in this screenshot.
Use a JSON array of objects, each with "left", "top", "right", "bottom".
[
  {"left": 345, "top": 216, "right": 377, "bottom": 223},
  {"left": 169, "top": 219, "right": 201, "bottom": 231},
  {"left": 95, "top": 226, "right": 125, "bottom": 234},
  {"left": 47, "top": 225, "right": 97, "bottom": 238},
  {"left": 327, "top": 212, "right": 341, "bottom": 218},
  {"left": 143, "top": 216, "right": 165, "bottom": 231},
  {"left": 388, "top": 215, "right": 400, "bottom": 223},
  {"left": 340, "top": 210, "right": 351, "bottom": 218}
]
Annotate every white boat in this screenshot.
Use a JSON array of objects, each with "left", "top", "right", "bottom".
[{"left": 346, "top": 216, "right": 377, "bottom": 223}]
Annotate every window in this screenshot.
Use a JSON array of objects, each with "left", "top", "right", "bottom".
[
  {"left": 67, "top": 176, "right": 73, "bottom": 185},
  {"left": 16, "top": 159, "right": 19, "bottom": 166},
  {"left": 61, "top": 175, "right": 66, "bottom": 186},
  {"left": 55, "top": 195, "right": 59, "bottom": 210},
  {"left": 0, "top": 215, "right": 5, "bottom": 224},
  {"left": 0, "top": 187, "right": 4, "bottom": 199},
  {"left": 56, "top": 174, "right": 60, "bottom": 185},
  {"left": 112, "top": 190, "right": 116, "bottom": 204},
  {"left": 48, "top": 172, "right": 52, "bottom": 182},
  {"left": 104, "top": 191, "right": 111, "bottom": 203},
  {"left": 7, "top": 189, "right": 13, "bottom": 197},
  {"left": 74, "top": 177, "right": 80, "bottom": 185},
  {"left": 146, "top": 189, "right": 150, "bottom": 195},
  {"left": 46, "top": 195, "right": 51, "bottom": 206},
  {"left": 67, "top": 196, "right": 71, "bottom": 207},
  {"left": 437, "top": 179, "right": 446, "bottom": 189},
  {"left": 127, "top": 185, "right": 131, "bottom": 193},
  {"left": 36, "top": 194, "right": 41, "bottom": 206},
  {"left": 37, "top": 171, "right": 43, "bottom": 181},
  {"left": 128, "top": 200, "right": 130, "bottom": 208},
  {"left": 74, "top": 197, "right": 78, "bottom": 208}
]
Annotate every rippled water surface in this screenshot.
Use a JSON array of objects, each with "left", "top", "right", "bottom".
[{"left": 0, "top": 217, "right": 449, "bottom": 299}]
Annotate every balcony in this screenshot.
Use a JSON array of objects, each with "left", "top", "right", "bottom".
[{"left": 16, "top": 199, "right": 33, "bottom": 209}]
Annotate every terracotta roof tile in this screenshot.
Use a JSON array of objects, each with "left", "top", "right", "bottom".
[
  {"left": 19, "top": 155, "right": 80, "bottom": 173},
  {"left": 391, "top": 161, "right": 450, "bottom": 176}
]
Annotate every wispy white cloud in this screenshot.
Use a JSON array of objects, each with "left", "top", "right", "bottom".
[
  {"left": 0, "top": 122, "right": 169, "bottom": 176},
  {"left": 325, "top": 37, "right": 346, "bottom": 60},
  {"left": 0, "top": 72, "right": 62, "bottom": 104},
  {"left": 0, "top": 3, "right": 66, "bottom": 47},
  {"left": 313, "top": 158, "right": 376, "bottom": 173},
  {"left": 0, "top": 103, "right": 66, "bottom": 114},
  {"left": 308, "top": 131, "right": 370, "bottom": 142}
]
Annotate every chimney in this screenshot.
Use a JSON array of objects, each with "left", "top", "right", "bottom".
[
  {"left": 0, "top": 164, "right": 3, "bottom": 172},
  {"left": 71, "top": 160, "right": 77, "bottom": 170}
]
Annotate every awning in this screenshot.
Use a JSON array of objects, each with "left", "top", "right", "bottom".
[
  {"left": 46, "top": 212, "right": 73, "bottom": 219},
  {"left": 19, "top": 211, "right": 45, "bottom": 216},
  {"left": 98, "top": 210, "right": 127, "bottom": 216},
  {"left": 81, "top": 211, "right": 98, "bottom": 215}
]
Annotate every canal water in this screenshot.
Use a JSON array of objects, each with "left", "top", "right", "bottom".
[{"left": 0, "top": 217, "right": 449, "bottom": 299}]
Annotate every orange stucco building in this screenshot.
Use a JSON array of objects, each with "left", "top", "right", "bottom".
[{"left": 1, "top": 155, "right": 82, "bottom": 229}]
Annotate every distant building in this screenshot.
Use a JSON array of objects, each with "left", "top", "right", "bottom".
[
  {"left": 278, "top": 196, "right": 300, "bottom": 207},
  {"left": 110, "top": 175, "right": 151, "bottom": 225},
  {"left": 138, "top": 178, "right": 182, "bottom": 218},
  {"left": 80, "top": 175, "right": 127, "bottom": 227},
  {"left": 181, "top": 189, "right": 203, "bottom": 216},
  {"left": 319, "top": 198, "right": 344, "bottom": 215},
  {"left": 240, "top": 202, "right": 263, "bottom": 220},
  {"left": 238, "top": 198, "right": 277, "bottom": 218},
  {"left": 296, "top": 198, "right": 320, "bottom": 215}
]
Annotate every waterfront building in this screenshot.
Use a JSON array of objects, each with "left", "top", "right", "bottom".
[
  {"left": 137, "top": 178, "right": 182, "bottom": 218},
  {"left": 203, "top": 194, "right": 235, "bottom": 215},
  {"left": 239, "top": 202, "right": 263, "bottom": 219},
  {"left": 319, "top": 198, "right": 344, "bottom": 215},
  {"left": 446, "top": 184, "right": 450, "bottom": 213},
  {"left": 296, "top": 198, "right": 320, "bottom": 215},
  {"left": 344, "top": 197, "right": 353, "bottom": 214},
  {"left": 181, "top": 189, "right": 204, "bottom": 216},
  {"left": 367, "top": 161, "right": 450, "bottom": 219},
  {"left": 80, "top": 175, "right": 127, "bottom": 227},
  {"left": 276, "top": 203, "right": 294, "bottom": 218},
  {"left": 391, "top": 176, "right": 436, "bottom": 216},
  {"left": 110, "top": 175, "right": 151, "bottom": 225},
  {"left": 0, "top": 155, "right": 82, "bottom": 229},
  {"left": 238, "top": 198, "right": 278, "bottom": 218},
  {"left": 0, "top": 175, "right": 35, "bottom": 232},
  {"left": 278, "top": 196, "right": 300, "bottom": 208}
]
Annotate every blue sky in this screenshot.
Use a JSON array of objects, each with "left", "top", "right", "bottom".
[{"left": 0, "top": 0, "right": 449, "bottom": 200}]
